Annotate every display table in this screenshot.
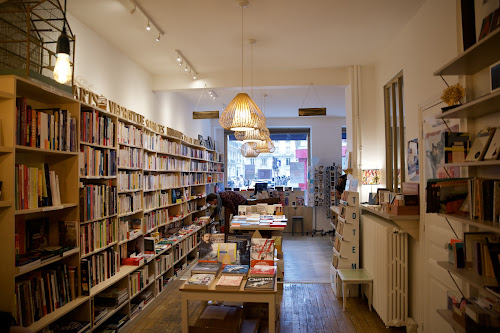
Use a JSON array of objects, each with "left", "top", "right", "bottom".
[
  {"left": 337, "top": 268, "right": 373, "bottom": 312},
  {"left": 179, "top": 276, "right": 279, "bottom": 333}
]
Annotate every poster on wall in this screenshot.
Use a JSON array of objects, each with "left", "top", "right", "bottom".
[
  {"left": 245, "top": 164, "right": 255, "bottom": 181},
  {"left": 407, "top": 138, "right": 419, "bottom": 181},
  {"left": 423, "top": 102, "right": 460, "bottom": 181},
  {"left": 290, "top": 162, "right": 305, "bottom": 184}
]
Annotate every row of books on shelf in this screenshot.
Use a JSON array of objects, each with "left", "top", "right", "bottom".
[
  {"left": 118, "top": 170, "right": 142, "bottom": 191},
  {"left": 427, "top": 177, "right": 500, "bottom": 222},
  {"left": 16, "top": 97, "right": 77, "bottom": 152},
  {"left": 80, "top": 183, "right": 118, "bottom": 222},
  {"left": 447, "top": 233, "right": 500, "bottom": 279},
  {"left": 81, "top": 110, "right": 115, "bottom": 147},
  {"left": 130, "top": 265, "right": 152, "bottom": 296},
  {"left": 143, "top": 173, "right": 179, "bottom": 191},
  {"left": 81, "top": 248, "right": 120, "bottom": 295},
  {"left": 143, "top": 190, "right": 169, "bottom": 210},
  {"left": 118, "top": 192, "right": 142, "bottom": 215},
  {"left": 15, "top": 163, "right": 62, "bottom": 210},
  {"left": 117, "top": 122, "right": 142, "bottom": 147},
  {"left": 446, "top": 291, "right": 500, "bottom": 331},
  {"left": 79, "top": 146, "right": 117, "bottom": 177},
  {"left": 118, "top": 146, "right": 143, "bottom": 169},
  {"left": 15, "top": 263, "right": 77, "bottom": 327},
  {"left": 443, "top": 127, "right": 500, "bottom": 163},
  {"left": 80, "top": 218, "right": 116, "bottom": 256}
]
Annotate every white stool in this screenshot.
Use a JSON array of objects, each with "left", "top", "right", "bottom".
[{"left": 337, "top": 268, "right": 373, "bottom": 312}]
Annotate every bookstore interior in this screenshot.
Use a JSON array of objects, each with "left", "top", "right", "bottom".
[{"left": 0, "top": 0, "right": 500, "bottom": 332}]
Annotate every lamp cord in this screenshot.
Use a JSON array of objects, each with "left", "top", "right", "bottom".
[
  {"left": 63, "top": 0, "right": 67, "bottom": 31},
  {"left": 241, "top": 4, "right": 244, "bottom": 92},
  {"left": 194, "top": 84, "right": 207, "bottom": 112}
]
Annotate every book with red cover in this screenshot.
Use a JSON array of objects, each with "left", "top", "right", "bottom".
[
  {"left": 215, "top": 275, "right": 243, "bottom": 290},
  {"left": 250, "top": 238, "right": 274, "bottom": 267},
  {"left": 121, "top": 257, "right": 144, "bottom": 266},
  {"left": 249, "top": 265, "right": 277, "bottom": 277}
]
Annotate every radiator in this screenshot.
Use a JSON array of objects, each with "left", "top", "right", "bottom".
[{"left": 361, "top": 214, "right": 408, "bottom": 327}]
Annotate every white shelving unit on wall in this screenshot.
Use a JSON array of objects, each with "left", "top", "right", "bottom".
[{"left": 0, "top": 75, "right": 225, "bottom": 332}]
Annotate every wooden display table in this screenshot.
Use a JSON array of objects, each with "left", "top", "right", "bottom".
[{"left": 179, "top": 276, "right": 279, "bottom": 333}]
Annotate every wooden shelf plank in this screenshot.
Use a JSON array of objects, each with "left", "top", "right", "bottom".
[
  {"left": 433, "top": 28, "right": 500, "bottom": 75},
  {"left": 0, "top": 200, "right": 12, "bottom": 208},
  {"left": 440, "top": 159, "right": 500, "bottom": 167},
  {"left": 90, "top": 265, "right": 139, "bottom": 297},
  {"left": 15, "top": 248, "right": 80, "bottom": 277},
  {"left": 0, "top": 146, "right": 14, "bottom": 154},
  {"left": 79, "top": 141, "right": 117, "bottom": 150},
  {"left": 436, "top": 309, "right": 465, "bottom": 333},
  {"left": 27, "top": 296, "right": 88, "bottom": 332},
  {"left": 16, "top": 145, "right": 79, "bottom": 156},
  {"left": 437, "top": 213, "right": 500, "bottom": 233},
  {"left": 437, "top": 261, "right": 498, "bottom": 289},
  {"left": 435, "top": 89, "right": 500, "bottom": 119},
  {"left": 15, "top": 203, "right": 78, "bottom": 215},
  {"left": 360, "top": 205, "right": 419, "bottom": 221}
]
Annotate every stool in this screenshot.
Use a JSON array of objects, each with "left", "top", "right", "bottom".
[
  {"left": 337, "top": 268, "right": 373, "bottom": 312},
  {"left": 292, "top": 216, "right": 304, "bottom": 236}
]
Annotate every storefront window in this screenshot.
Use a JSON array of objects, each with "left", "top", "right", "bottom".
[{"left": 225, "top": 131, "right": 309, "bottom": 190}]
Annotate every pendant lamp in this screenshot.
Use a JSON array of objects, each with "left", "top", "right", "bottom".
[
  {"left": 254, "top": 138, "right": 275, "bottom": 154},
  {"left": 54, "top": 0, "right": 72, "bottom": 84},
  {"left": 241, "top": 142, "right": 259, "bottom": 157},
  {"left": 235, "top": 126, "right": 270, "bottom": 143},
  {"left": 219, "top": 0, "right": 266, "bottom": 131}
]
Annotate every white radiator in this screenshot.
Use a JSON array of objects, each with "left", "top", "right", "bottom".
[{"left": 361, "top": 214, "right": 408, "bottom": 327}]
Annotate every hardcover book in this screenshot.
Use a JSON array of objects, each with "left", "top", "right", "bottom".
[
  {"left": 465, "top": 128, "right": 496, "bottom": 162},
  {"left": 26, "top": 218, "right": 49, "bottom": 251},
  {"left": 249, "top": 265, "right": 277, "bottom": 277},
  {"left": 244, "top": 277, "right": 275, "bottom": 290},
  {"left": 250, "top": 238, "right": 274, "bottom": 267},
  {"left": 215, "top": 275, "right": 243, "bottom": 290},
  {"left": 227, "top": 234, "right": 251, "bottom": 265},
  {"left": 184, "top": 274, "right": 215, "bottom": 289},
  {"left": 221, "top": 265, "right": 249, "bottom": 276},
  {"left": 191, "top": 262, "right": 222, "bottom": 275}
]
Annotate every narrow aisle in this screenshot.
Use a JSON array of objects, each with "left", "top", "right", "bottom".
[{"left": 283, "top": 233, "right": 333, "bottom": 283}]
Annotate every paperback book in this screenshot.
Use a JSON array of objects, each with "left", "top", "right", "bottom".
[
  {"left": 191, "top": 262, "right": 222, "bottom": 275},
  {"left": 215, "top": 275, "right": 244, "bottom": 290},
  {"left": 184, "top": 274, "right": 215, "bottom": 289},
  {"left": 217, "top": 243, "right": 237, "bottom": 265},
  {"left": 221, "top": 265, "right": 249, "bottom": 276},
  {"left": 244, "top": 277, "right": 275, "bottom": 291}
]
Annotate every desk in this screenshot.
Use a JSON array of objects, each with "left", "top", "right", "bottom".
[{"left": 179, "top": 276, "right": 279, "bottom": 333}]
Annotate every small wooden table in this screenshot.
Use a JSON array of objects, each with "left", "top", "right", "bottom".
[
  {"left": 337, "top": 268, "right": 373, "bottom": 312},
  {"left": 179, "top": 276, "right": 279, "bottom": 333}
]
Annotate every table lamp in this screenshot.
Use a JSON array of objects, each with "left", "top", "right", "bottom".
[{"left": 362, "top": 169, "right": 381, "bottom": 204}]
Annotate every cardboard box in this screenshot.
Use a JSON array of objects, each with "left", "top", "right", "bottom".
[
  {"left": 388, "top": 204, "right": 419, "bottom": 215},
  {"left": 191, "top": 305, "right": 243, "bottom": 333}
]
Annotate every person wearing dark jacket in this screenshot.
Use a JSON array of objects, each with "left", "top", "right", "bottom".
[{"left": 207, "top": 191, "right": 248, "bottom": 238}]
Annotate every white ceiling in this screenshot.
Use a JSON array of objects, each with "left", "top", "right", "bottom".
[{"left": 67, "top": 0, "right": 425, "bottom": 117}]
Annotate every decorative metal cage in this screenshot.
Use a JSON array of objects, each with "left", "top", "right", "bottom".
[
  {"left": 0, "top": 0, "right": 75, "bottom": 87},
  {"left": 254, "top": 139, "right": 275, "bottom": 154},
  {"left": 241, "top": 142, "right": 259, "bottom": 158},
  {"left": 234, "top": 126, "right": 269, "bottom": 143}
]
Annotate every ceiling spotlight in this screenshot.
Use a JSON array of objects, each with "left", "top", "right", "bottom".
[
  {"left": 178, "top": 60, "right": 183, "bottom": 66},
  {"left": 156, "top": 34, "right": 161, "bottom": 42},
  {"left": 146, "top": 21, "right": 151, "bottom": 31},
  {"left": 177, "top": 54, "right": 182, "bottom": 62},
  {"left": 130, "top": 4, "right": 136, "bottom": 14},
  {"left": 192, "top": 73, "right": 197, "bottom": 80},
  {"left": 184, "top": 65, "right": 189, "bottom": 72}
]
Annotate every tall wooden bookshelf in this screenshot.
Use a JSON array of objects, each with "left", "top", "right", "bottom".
[{"left": 0, "top": 75, "right": 224, "bottom": 332}]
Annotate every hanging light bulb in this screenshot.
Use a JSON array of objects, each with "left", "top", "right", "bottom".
[
  {"left": 53, "top": 0, "right": 71, "bottom": 84},
  {"left": 146, "top": 21, "right": 151, "bottom": 30},
  {"left": 241, "top": 142, "right": 259, "bottom": 158}
]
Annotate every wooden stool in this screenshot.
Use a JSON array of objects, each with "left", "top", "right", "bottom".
[
  {"left": 337, "top": 268, "right": 373, "bottom": 312},
  {"left": 292, "top": 216, "right": 304, "bottom": 236}
]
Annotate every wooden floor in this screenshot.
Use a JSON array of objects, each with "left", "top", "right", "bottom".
[
  {"left": 128, "top": 234, "right": 406, "bottom": 333},
  {"left": 128, "top": 279, "right": 405, "bottom": 333},
  {"left": 283, "top": 233, "right": 333, "bottom": 283}
]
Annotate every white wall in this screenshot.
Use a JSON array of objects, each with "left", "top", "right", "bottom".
[
  {"left": 359, "top": 0, "right": 459, "bottom": 330},
  {"left": 155, "top": 92, "right": 212, "bottom": 139},
  {"left": 69, "top": 13, "right": 156, "bottom": 120}
]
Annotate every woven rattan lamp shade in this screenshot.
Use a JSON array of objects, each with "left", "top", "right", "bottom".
[
  {"left": 254, "top": 139, "right": 275, "bottom": 154},
  {"left": 219, "top": 93, "right": 266, "bottom": 131},
  {"left": 235, "top": 127, "right": 270, "bottom": 142},
  {"left": 241, "top": 142, "right": 260, "bottom": 157}
]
